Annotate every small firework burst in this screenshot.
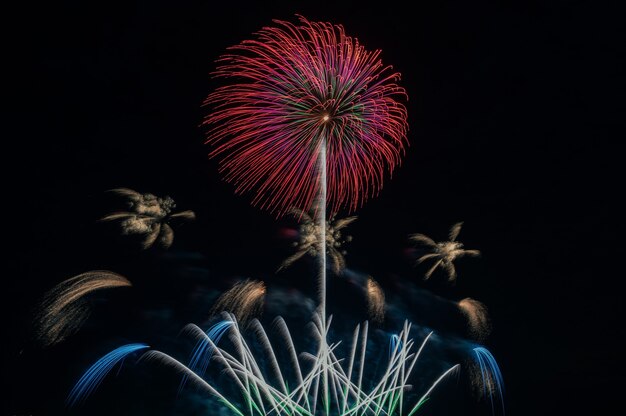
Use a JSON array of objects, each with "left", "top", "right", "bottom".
[
  {"left": 279, "top": 208, "right": 356, "bottom": 274},
  {"left": 409, "top": 222, "right": 481, "bottom": 282},
  {"left": 100, "top": 188, "right": 195, "bottom": 249}
]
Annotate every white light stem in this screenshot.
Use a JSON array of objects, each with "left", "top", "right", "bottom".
[{"left": 318, "top": 135, "right": 327, "bottom": 327}]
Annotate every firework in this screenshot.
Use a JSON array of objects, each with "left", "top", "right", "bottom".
[
  {"left": 366, "top": 277, "right": 385, "bottom": 324},
  {"left": 279, "top": 208, "right": 356, "bottom": 274},
  {"left": 210, "top": 280, "right": 266, "bottom": 325},
  {"left": 72, "top": 313, "right": 460, "bottom": 416},
  {"left": 179, "top": 320, "right": 234, "bottom": 393},
  {"left": 203, "top": 16, "right": 408, "bottom": 217},
  {"left": 409, "top": 222, "right": 481, "bottom": 282},
  {"left": 67, "top": 343, "right": 149, "bottom": 407},
  {"left": 34, "top": 271, "right": 131, "bottom": 347},
  {"left": 100, "top": 188, "right": 195, "bottom": 249},
  {"left": 458, "top": 298, "right": 491, "bottom": 342},
  {"left": 471, "top": 347, "right": 505, "bottom": 415}
]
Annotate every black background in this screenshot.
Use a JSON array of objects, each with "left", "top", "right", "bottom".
[{"left": 5, "top": 1, "right": 624, "bottom": 415}]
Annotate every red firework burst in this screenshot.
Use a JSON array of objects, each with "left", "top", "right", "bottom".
[{"left": 203, "top": 16, "right": 408, "bottom": 217}]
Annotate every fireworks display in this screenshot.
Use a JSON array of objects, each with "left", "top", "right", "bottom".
[
  {"left": 203, "top": 16, "right": 408, "bottom": 217},
  {"left": 12, "top": 12, "right": 509, "bottom": 416},
  {"left": 12, "top": 0, "right": 616, "bottom": 412},
  {"left": 59, "top": 17, "right": 499, "bottom": 415}
]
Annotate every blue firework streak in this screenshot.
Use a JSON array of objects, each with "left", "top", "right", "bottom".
[
  {"left": 179, "top": 320, "right": 233, "bottom": 392},
  {"left": 67, "top": 343, "right": 149, "bottom": 407},
  {"left": 473, "top": 347, "right": 505, "bottom": 415},
  {"left": 389, "top": 334, "right": 403, "bottom": 359}
]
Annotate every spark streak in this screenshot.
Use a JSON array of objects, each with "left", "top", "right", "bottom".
[
  {"left": 472, "top": 347, "right": 505, "bottom": 415},
  {"left": 34, "top": 271, "right": 131, "bottom": 347},
  {"left": 458, "top": 298, "right": 491, "bottom": 342},
  {"left": 211, "top": 280, "right": 266, "bottom": 325},
  {"left": 366, "top": 277, "right": 386, "bottom": 324},
  {"left": 67, "top": 343, "right": 149, "bottom": 407}
]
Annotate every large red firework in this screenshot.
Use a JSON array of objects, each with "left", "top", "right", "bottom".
[{"left": 203, "top": 16, "right": 408, "bottom": 217}]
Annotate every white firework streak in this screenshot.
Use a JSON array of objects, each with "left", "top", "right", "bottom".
[{"left": 143, "top": 310, "right": 459, "bottom": 416}]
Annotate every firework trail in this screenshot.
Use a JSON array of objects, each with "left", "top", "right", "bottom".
[
  {"left": 144, "top": 349, "right": 245, "bottom": 416},
  {"left": 317, "top": 140, "right": 328, "bottom": 324},
  {"left": 179, "top": 320, "right": 234, "bottom": 392},
  {"left": 67, "top": 343, "right": 149, "bottom": 407},
  {"left": 202, "top": 16, "right": 408, "bottom": 217},
  {"left": 279, "top": 209, "right": 356, "bottom": 274},
  {"left": 458, "top": 298, "right": 491, "bottom": 342},
  {"left": 100, "top": 188, "right": 195, "bottom": 249},
  {"left": 409, "top": 222, "right": 480, "bottom": 282},
  {"left": 210, "top": 280, "right": 266, "bottom": 325},
  {"left": 34, "top": 271, "right": 131, "bottom": 347},
  {"left": 388, "top": 335, "right": 402, "bottom": 361},
  {"left": 471, "top": 347, "right": 505, "bottom": 415},
  {"left": 72, "top": 313, "right": 459, "bottom": 416},
  {"left": 366, "top": 277, "right": 386, "bottom": 324}
]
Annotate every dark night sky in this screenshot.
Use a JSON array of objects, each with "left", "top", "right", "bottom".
[{"left": 5, "top": 1, "right": 624, "bottom": 415}]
